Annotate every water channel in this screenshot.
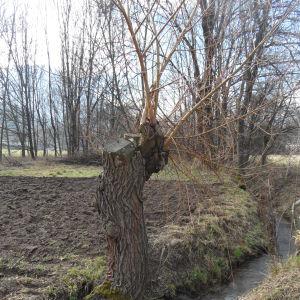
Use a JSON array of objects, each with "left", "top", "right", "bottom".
[{"left": 175, "top": 218, "right": 296, "bottom": 300}]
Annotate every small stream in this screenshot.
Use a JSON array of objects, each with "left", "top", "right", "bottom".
[{"left": 176, "top": 219, "right": 296, "bottom": 300}]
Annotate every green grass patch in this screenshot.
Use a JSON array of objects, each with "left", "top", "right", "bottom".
[
  {"left": 63, "top": 257, "right": 106, "bottom": 297},
  {"left": 1, "top": 148, "right": 68, "bottom": 158},
  {"left": 190, "top": 267, "right": 208, "bottom": 285},
  {"left": 85, "top": 281, "right": 130, "bottom": 300},
  {"left": 47, "top": 256, "right": 106, "bottom": 300},
  {"left": 0, "top": 160, "right": 101, "bottom": 178}
]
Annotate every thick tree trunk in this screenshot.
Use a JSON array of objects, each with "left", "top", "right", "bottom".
[
  {"left": 97, "top": 149, "right": 147, "bottom": 299},
  {"left": 96, "top": 122, "right": 167, "bottom": 299}
]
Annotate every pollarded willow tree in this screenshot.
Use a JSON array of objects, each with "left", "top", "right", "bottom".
[
  {"left": 96, "top": 0, "right": 198, "bottom": 298},
  {"left": 95, "top": 0, "right": 299, "bottom": 299}
]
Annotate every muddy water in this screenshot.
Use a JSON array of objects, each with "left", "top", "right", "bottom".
[{"left": 176, "top": 219, "right": 296, "bottom": 300}]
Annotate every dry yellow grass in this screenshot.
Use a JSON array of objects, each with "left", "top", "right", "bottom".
[{"left": 268, "top": 155, "right": 300, "bottom": 167}]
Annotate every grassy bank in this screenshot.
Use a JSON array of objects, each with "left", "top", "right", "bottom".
[
  {"left": 241, "top": 167, "right": 300, "bottom": 300},
  {"left": 146, "top": 175, "right": 266, "bottom": 298}
]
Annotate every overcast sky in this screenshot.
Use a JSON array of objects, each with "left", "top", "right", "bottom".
[{"left": 3, "top": 0, "right": 67, "bottom": 67}]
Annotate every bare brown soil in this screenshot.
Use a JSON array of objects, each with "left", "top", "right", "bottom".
[{"left": 0, "top": 176, "right": 199, "bottom": 299}]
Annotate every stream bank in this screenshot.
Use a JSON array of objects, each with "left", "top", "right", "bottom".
[
  {"left": 171, "top": 166, "right": 300, "bottom": 300},
  {"left": 174, "top": 218, "right": 296, "bottom": 300},
  {"left": 145, "top": 172, "right": 268, "bottom": 300}
]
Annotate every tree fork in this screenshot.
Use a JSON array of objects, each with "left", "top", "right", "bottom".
[{"left": 96, "top": 121, "right": 168, "bottom": 299}]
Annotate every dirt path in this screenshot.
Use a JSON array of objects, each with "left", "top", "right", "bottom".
[{"left": 0, "top": 176, "right": 198, "bottom": 299}]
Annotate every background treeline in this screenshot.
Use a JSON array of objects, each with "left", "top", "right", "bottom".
[{"left": 0, "top": 0, "right": 299, "bottom": 170}]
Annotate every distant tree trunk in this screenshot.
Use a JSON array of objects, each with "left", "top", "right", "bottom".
[
  {"left": 37, "top": 113, "right": 47, "bottom": 157},
  {"left": 196, "top": 0, "right": 217, "bottom": 155},
  {"left": 0, "top": 98, "right": 6, "bottom": 161},
  {"left": 49, "top": 97, "right": 58, "bottom": 156},
  {"left": 0, "top": 15, "right": 14, "bottom": 161},
  {"left": 21, "top": 140, "right": 26, "bottom": 157},
  {"left": 56, "top": 122, "right": 62, "bottom": 156},
  {"left": 46, "top": 30, "right": 58, "bottom": 158},
  {"left": 237, "top": 1, "right": 270, "bottom": 171},
  {"left": 5, "top": 118, "right": 11, "bottom": 157},
  {"left": 261, "top": 153, "right": 268, "bottom": 166},
  {"left": 32, "top": 115, "right": 38, "bottom": 157},
  {"left": 96, "top": 123, "right": 168, "bottom": 299},
  {"left": 237, "top": 119, "right": 250, "bottom": 170},
  {"left": 42, "top": 127, "right": 47, "bottom": 157},
  {"left": 25, "top": 93, "right": 35, "bottom": 160}
]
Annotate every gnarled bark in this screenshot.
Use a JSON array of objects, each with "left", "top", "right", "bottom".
[{"left": 96, "top": 122, "right": 168, "bottom": 299}]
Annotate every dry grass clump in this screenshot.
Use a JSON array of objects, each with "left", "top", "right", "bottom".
[{"left": 45, "top": 256, "right": 106, "bottom": 300}]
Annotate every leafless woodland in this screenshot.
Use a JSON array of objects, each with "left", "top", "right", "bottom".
[{"left": 0, "top": 0, "right": 298, "bottom": 166}]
